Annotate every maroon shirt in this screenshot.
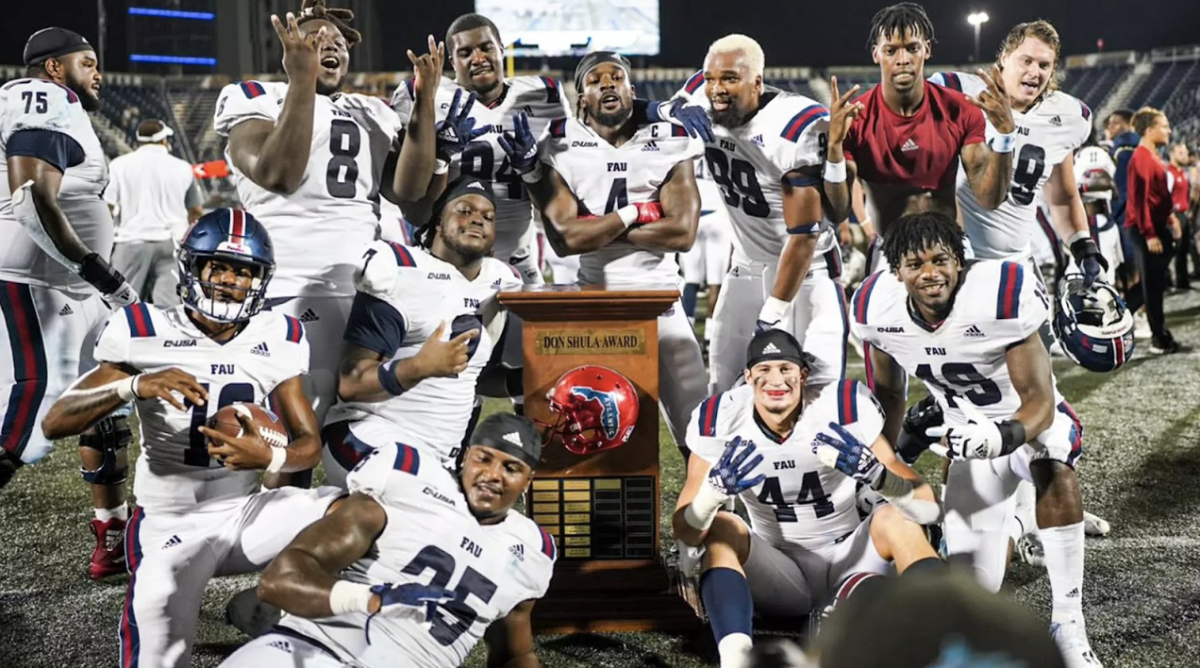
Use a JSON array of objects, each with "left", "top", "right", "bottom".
[
  {"left": 1126, "top": 145, "right": 1172, "bottom": 240},
  {"left": 844, "top": 81, "right": 986, "bottom": 190}
]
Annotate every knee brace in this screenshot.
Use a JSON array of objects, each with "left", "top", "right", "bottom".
[{"left": 79, "top": 415, "right": 131, "bottom": 485}]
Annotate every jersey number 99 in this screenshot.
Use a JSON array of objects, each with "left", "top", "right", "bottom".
[{"left": 705, "top": 148, "right": 770, "bottom": 217}]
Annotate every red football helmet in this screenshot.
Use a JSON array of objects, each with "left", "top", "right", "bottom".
[{"left": 545, "top": 366, "right": 639, "bottom": 455}]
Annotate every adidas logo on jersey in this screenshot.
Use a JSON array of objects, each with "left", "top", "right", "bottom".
[
  {"left": 58, "top": 304, "right": 74, "bottom": 316},
  {"left": 642, "top": 140, "right": 659, "bottom": 152},
  {"left": 1050, "top": 115, "right": 1063, "bottom": 126},
  {"left": 251, "top": 342, "right": 271, "bottom": 357},
  {"left": 299, "top": 309, "right": 320, "bottom": 323},
  {"left": 267, "top": 640, "right": 293, "bottom": 654},
  {"left": 162, "top": 535, "right": 182, "bottom": 550},
  {"left": 964, "top": 325, "right": 987, "bottom": 338},
  {"left": 762, "top": 342, "right": 782, "bottom": 355},
  {"left": 509, "top": 543, "right": 525, "bottom": 562},
  {"left": 901, "top": 138, "right": 920, "bottom": 152},
  {"left": 752, "top": 134, "right": 765, "bottom": 147},
  {"left": 1067, "top": 587, "right": 1080, "bottom": 598},
  {"left": 503, "top": 431, "right": 523, "bottom": 446}
]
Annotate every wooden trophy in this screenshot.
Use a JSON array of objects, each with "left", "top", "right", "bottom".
[{"left": 498, "top": 285, "right": 700, "bottom": 633}]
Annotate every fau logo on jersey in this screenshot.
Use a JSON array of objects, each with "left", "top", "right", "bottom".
[{"left": 569, "top": 386, "right": 621, "bottom": 440}]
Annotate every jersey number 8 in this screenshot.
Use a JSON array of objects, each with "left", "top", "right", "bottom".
[{"left": 327, "top": 120, "right": 362, "bottom": 199}]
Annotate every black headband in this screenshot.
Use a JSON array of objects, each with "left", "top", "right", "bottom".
[{"left": 574, "top": 51, "right": 633, "bottom": 92}]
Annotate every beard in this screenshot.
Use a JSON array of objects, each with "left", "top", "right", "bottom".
[
  {"left": 65, "top": 78, "right": 100, "bottom": 111},
  {"left": 711, "top": 106, "right": 748, "bottom": 129},
  {"left": 316, "top": 73, "right": 346, "bottom": 97},
  {"left": 591, "top": 105, "right": 632, "bottom": 129},
  {"left": 441, "top": 231, "right": 489, "bottom": 264}
]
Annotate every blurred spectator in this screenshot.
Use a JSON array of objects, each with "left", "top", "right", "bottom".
[
  {"left": 1126, "top": 108, "right": 1185, "bottom": 354},
  {"left": 812, "top": 571, "right": 1065, "bottom": 668},
  {"left": 104, "top": 119, "right": 205, "bottom": 305},
  {"left": 1106, "top": 108, "right": 1140, "bottom": 229},
  {"left": 1167, "top": 142, "right": 1194, "bottom": 289}
]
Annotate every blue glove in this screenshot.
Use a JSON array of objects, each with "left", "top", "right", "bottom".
[
  {"left": 365, "top": 582, "right": 457, "bottom": 644},
  {"left": 435, "top": 89, "right": 493, "bottom": 158},
  {"left": 812, "top": 422, "right": 885, "bottom": 488},
  {"left": 661, "top": 98, "right": 714, "bottom": 143},
  {"left": 496, "top": 111, "right": 539, "bottom": 175},
  {"left": 754, "top": 318, "right": 779, "bottom": 334},
  {"left": 1069, "top": 236, "right": 1108, "bottom": 288},
  {"left": 707, "top": 436, "right": 766, "bottom": 495}
]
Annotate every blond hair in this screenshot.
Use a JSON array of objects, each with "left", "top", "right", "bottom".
[
  {"left": 706, "top": 34, "right": 765, "bottom": 79},
  {"left": 1132, "top": 107, "right": 1165, "bottom": 136},
  {"left": 996, "top": 20, "right": 1062, "bottom": 98}
]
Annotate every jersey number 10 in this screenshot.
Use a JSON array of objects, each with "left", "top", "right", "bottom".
[{"left": 183, "top": 382, "right": 256, "bottom": 467}]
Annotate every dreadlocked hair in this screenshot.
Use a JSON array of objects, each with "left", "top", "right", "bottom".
[
  {"left": 446, "top": 13, "right": 502, "bottom": 50},
  {"left": 996, "top": 20, "right": 1063, "bottom": 102},
  {"left": 296, "top": 0, "right": 361, "bottom": 46},
  {"left": 882, "top": 212, "right": 965, "bottom": 273},
  {"left": 866, "top": 2, "right": 935, "bottom": 52},
  {"left": 415, "top": 219, "right": 438, "bottom": 250}
]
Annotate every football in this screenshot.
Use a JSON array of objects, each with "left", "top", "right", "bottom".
[{"left": 206, "top": 402, "right": 289, "bottom": 449}]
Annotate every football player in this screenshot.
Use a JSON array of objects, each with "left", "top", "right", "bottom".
[
  {"left": 672, "top": 34, "right": 848, "bottom": 393},
  {"left": 0, "top": 27, "right": 139, "bottom": 577},
  {"left": 852, "top": 212, "right": 1102, "bottom": 667},
  {"left": 40, "top": 210, "right": 343, "bottom": 668},
  {"left": 215, "top": 0, "right": 440, "bottom": 425},
  {"left": 219, "top": 413, "right": 555, "bottom": 668},
  {"left": 675, "top": 330, "right": 942, "bottom": 668},
  {"left": 514, "top": 51, "right": 707, "bottom": 453},
  {"left": 679, "top": 160, "right": 734, "bottom": 339},
  {"left": 322, "top": 176, "right": 522, "bottom": 485}
]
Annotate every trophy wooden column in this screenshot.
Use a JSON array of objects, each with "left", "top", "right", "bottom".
[{"left": 499, "top": 285, "right": 700, "bottom": 633}]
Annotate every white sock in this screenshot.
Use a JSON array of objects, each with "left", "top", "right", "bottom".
[
  {"left": 1010, "top": 481, "right": 1037, "bottom": 543},
  {"left": 95, "top": 504, "right": 128, "bottom": 523},
  {"left": 1040, "top": 522, "right": 1085, "bottom": 626},
  {"left": 717, "top": 633, "right": 753, "bottom": 668}
]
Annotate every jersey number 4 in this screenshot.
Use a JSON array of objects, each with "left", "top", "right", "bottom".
[
  {"left": 403, "top": 544, "right": 499, "bottom": 646},
  {"left": 183, "top": 382, "right": 255, "bottom": 467},
  {"left": 756, "top": 474, "right": 833, "bottom": 521},
  {"left": 327, "top": 120, "right": 362, "bottom": 199},
  {"left": 704, "top": 148, "right": 769, "bottom": 217},
  {"left": 914, "top": 362, "right": 1002, "bottom": 408}
]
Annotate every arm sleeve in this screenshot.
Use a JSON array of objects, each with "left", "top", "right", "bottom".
[
  {"left": 343, "top": 292, "right": 407, "bottom": 357},
  {"left": 184, "top": 179, "right": 204, "bottom": 208},
  {"left": 5, "top": 129, "right": 84, "bottom": 173},
  {"left": 213, "top": 81, "right": 279, "bottom": 137}
]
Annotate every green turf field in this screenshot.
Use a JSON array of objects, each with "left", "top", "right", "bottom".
[{"left": 2, "top": 290, "right": 1198, "bottom": 667}]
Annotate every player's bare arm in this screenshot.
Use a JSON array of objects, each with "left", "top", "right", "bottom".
[
  {"left": 768, "top": 168, "right": 824, "bottom": 304},
  {"left": 42, "top": 364, "right": 209, "bottom": 439},
  {"left": 624, "top": 159, "right": 700, "bottom": 252},
  {"left": 483, "top": 599, "right": 541, "bottom": 668},
  {"left": 258, "top": 492, "right": 386, "bottom": 618},
  {"left": 337, "top": 321, "right": 478, "bottom": 403},
  {"left": 225, "top": 13, "right": 323, "bottom": 195},
  {"left": 823, "top": 75, "right": 863, "bottom": 222},
  {"left": 197, "top": 375, "right": 321, "bottom": 472},
  {"left": 960, "top": 66, "right": 1015, "bottom": 209},
  {"left": 672, "top": 452, "right": 719, "bottom": 546},
  {"left": 530, "top": 166, "right": 633, "bottom": 256},
  {"left": 1004, "top": 330, "right": 1057, "bottom": 440},
  {"left": 868, "top": 345, "right": 909, "bottom": 444},
  {"left": 387, "top": 35, "right": 444, "bottom": 206},
  {"left": 8, "top": 158, "right": 93, "bottom": 268}
]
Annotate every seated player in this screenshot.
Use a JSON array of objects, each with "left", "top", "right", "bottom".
[
  {"left": 219, "top": 413, "right": 555, "bottom": 668},
  {"left": 513, "top": 51, "right": 708, "bottom": 454},
  {"left": 322, "top": 176, "right": 522, "bottom": 484},
  {"left": 852, "top": 212, "right": 1102, "bottom": 667},
  {"left": 674, "top": 330, "right": 942, "bottom": 668},
  {"left": 40, "top": 210, "right": 342, "bottom": 668}
]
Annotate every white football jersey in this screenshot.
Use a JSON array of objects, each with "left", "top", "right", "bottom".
[
  {"left": 687, "top": 380, "right": 883, "bottom": 550},
  {"left": 1075, "top": 145, "right": 1116, "bottom": 203},
  {"left": 851, "top": 261, "right": 1065, "bottom": 429},
  {"left": 280, "top": 441, "right": 555, "bottom": 668},
  {"left": 93, "top": 303, "right": 309, "bottom": 513},
  {"left": 675, "top": 77, "right": 836, "bottom": 268},
  {"left": 391, "top": 76, "right": 570, "bottom": 262},
  {"left": 214, "top": 81, "right": 403, "bottom": 298},
  {"left": 325, "top": 241, "right": 521, "bottom": 464},
  {"left": 539, "top": 117, "right": 704, "bottom": 286},
  {"left": 0, "top": 78, "right": 111, "bottom": 291},
  {"left": 931, "top": 73, "right": 1091, "bottom": 260}
]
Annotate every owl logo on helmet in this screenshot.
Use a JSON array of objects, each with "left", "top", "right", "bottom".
[
  {"left": 545, "top": 366, "right": 639, "bottom": 456},
  {"left": 1053, "top": 273, "right": 1135, "bottom": 372}
]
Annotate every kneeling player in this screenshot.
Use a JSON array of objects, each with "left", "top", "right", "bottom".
[
  {"left": 220, "top": 413, "right": 555, "bottom": 668},
  {"left": 674, "top": 330, "right": 941, "bottom": 668},
  {"left": 41, "top": 210, "right": 342, "bottom": 668}
]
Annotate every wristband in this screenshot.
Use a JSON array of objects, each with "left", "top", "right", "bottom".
[
  {"left": 758, "top": 296, "right": 790, "bottom": 324},
  {"left": 78, "top": 253, "right": 125, "bottom": 295},
  {"left": 265, "top": 446, "right": 288, "bottom": 474},
  {"left": 986, "top": 128, "right": 1017, "bottom": 154},
  {"left": 433, "top": 159, "right": 450, "bottom": 176},
  {"left": 616, "top": 204, "right": 640, "bottom": 228},
  {"left": 997, "top": 420, "right": 1027, "bottom": 455},
  {"left": 115, "top": 375, "right": 141, "bottom": 402},
  {"left": 377, "top": 360, "right": 407, "bottom": 396},
  {"left": 872, "top": 469, "right": 914, "bottom": 498},
  {"left": 683, "top": 479, "right": 728, "bottom": 531},
  {"left": 329, "top": 580, "right": 374, "bottom": 615},
  {"left": 823, "top": 159, "right": 847, "bottom": 184},
  {"left": 519, "top": 164, "right": 542, "bottom": 184}
]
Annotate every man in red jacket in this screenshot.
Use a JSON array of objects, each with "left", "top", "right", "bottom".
[
  {"left": 1126, "top": 107, "right": 1185, "bottom": 353},
  {"left": 1167, "top": 142, "right": 1193, "bottom": 289}
]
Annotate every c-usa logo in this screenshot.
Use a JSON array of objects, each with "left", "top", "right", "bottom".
[{"left": 569, "top": 386, "right": 620, "bottom": 440}]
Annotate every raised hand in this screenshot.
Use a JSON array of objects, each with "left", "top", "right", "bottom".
[
  {"left": 706, "top": 436, "right": 766, "bottom": 496},
  {"left": 406, "top": 34, "right": 445, "bottom": 102},
  {"left": 497, "top": 111, "right": 539, "bottom": 175},
  {"left": 435, "top": 88, "right": 493, "bottom": 158},
  {"left": 813, "top": 422, "right": 884, "bottom": 488},
  {"left": 270, "top": 12, "right": 322, "bottom": 85},
  {"left": 925, "top": 403, "right": 1004, "bottom": 460},
  {"left": 827, "top": 75, "right": 863, "bottom": 148},
  {"left": 413, "top": 321, "right": 478, "bottom": 379},
  {"left": 966, "top": 65, "right": 1016, "bottom": 134}
]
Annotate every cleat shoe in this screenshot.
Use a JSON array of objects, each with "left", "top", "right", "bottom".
[
  {"left": 88, "top": 517, "right": 127, "bottom": 580},
  {"left": 1016, "top": 534, "right": 1046, "bottom": 567},
  {"left": 1083, "top": 511, "right": 1111, "bottom": 537},
  {"left": 1052, "top": 621, "right": 1103, "bottom": 668}
]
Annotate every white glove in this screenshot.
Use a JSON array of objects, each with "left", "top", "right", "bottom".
[
  {"left": 925, "top": 403, "right": 1003, "bottom": 460},
  {"left": 103, "top": 281, "right": 139, "bottom": 308}
]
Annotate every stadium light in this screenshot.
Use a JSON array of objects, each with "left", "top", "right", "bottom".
[
  {"left": 130, "top": 54, "right": 217, "bottom": 66},
  {"left": 128, "top": 8, "right": 215, "bottom": 20},
  {"left": 967, "top": 11, "right": 990, "bottom": 62}
]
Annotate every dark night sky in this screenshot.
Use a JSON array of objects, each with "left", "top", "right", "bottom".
[{"left": 3, "top": 0, "right": 1198, "bottom": 71}]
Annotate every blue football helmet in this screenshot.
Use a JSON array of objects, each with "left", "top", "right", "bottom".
[
  {"left": 176, "top": 208, "right": 275, "bottom": 322},
  {"left": 1053, "top": 273, "right": 1134, "bottom": 372}
]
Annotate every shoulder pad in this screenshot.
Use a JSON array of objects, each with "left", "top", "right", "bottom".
[
  {"left": 994, "top": 261, "right": 1026, "bottom": 321},
  {"left": 359, "top": 240, "right": 420, "bottom": 296},
  {"left": 851, "top": 271, "right": 887, "bottom": 326},
  {"left": 779, "top": 102, "right": 829, "bottom": 143}
]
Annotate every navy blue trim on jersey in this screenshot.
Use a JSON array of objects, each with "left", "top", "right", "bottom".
[
  {"left": 49, "top": 82, "right": 79, "bottom": 104},
  {"left": 781, "top": 104, "right": 828, "bottom": 143},
  {"left": 6, "top": 129, "right": 85, "bottom": 173},
  {"left": 0, "top": 281, "right": 47, "bottom": 460},
  {"left": 941, "top": 72, "right": 963, "bottom": 92},
  {"left": 539, "top": 527, "right": 557, "bottom": 560},
  {"left": 393, "top": 442, "right": 421, "bottom": 475},
  {"left": 825, "top": 246, "right": 844, "bottom": 280},
  {"left": 1036, "top": 207, "right": 1068, "bottom": 268},
  {"left": 684, "top": 71, "right": 704, "bottom": 95},
  {"left": 671, "top": 125, "right": 688, "bottom": 138},
  {"left": 833, "top": 279, "right": 848, "bottom": 377},
  {"left": 322, "top": 420, "right": 373, "bottom": 472},
  {"left": 539, "top": 76, "right": 562, "bottom": 104},
  {"left": 124, "top": 303, "right": 156, "bottom": 338},
  {"left": 386, "top": 241, "right": 416, "bottom": 268},
  {"left": 787, "top": 221, "right": 821, "bottom": 235},
  {"left": 853, "top": 272, "right": 882, "bottom": 325},
  {"left": 403, "top": 78, "right": 415, "bottom": 101},
  {"left": 344, "top": 293, "right": 406, "bottom": 358},
  {"left": 837, "top": 379, "right": 860, "bottom": 425},
  {"left": 549, "top": 118, "right": 567, "bottom": 138},
  {"left": 284, "top": 316, "right": 303, "bottom": 343},
  {"left": 698, "top": 394, "right": 722, "bottom": 436},
  {"left": 238, "top": 80, "right": 266, "bottom": 98},
  {"left": 784, "top": 173, "right": 821, "bottom": 188},
  {"left": 119, "top": 505, "right": 146, "bottom": 667},
  {"left": 996, "top": 262, "right": 1024, "bottom": 320},
  {"left": 1080, "top": 101, "right": 1092, "bottom": 121}
]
